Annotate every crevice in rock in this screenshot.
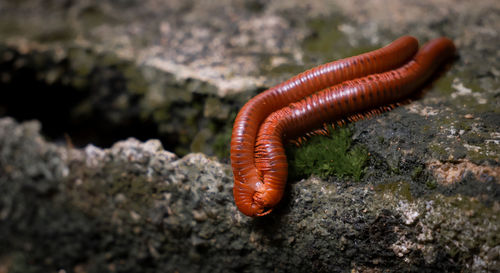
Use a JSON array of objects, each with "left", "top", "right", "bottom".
[{"left": 0, "top": 45, "right": 237, "bottom": 158}]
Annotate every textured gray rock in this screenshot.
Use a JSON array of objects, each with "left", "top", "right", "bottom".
[
  {"left": 0, "top": 117, "right": 498, "bottom": 272},
  {"left": 0, "top": 0, "right": 499, "bottom": 272}
]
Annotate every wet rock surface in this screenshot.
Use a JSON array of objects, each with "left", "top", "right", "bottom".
[{"left": 0, "top": 0, "right": 499, "bottom": 272}]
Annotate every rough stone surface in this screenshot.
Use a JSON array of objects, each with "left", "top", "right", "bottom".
[
  {"left": 0, "top": 118, "right": 500, "bottom": 272},
  {"left": 0, "top": 0, "right": 499, "bottom": 272},
  {"left": 0, "top": 117, "right": 498, "bottom": 272}
]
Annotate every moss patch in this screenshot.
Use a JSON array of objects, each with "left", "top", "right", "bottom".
[
  {"left": 213, "top": 126, "right": 233, "bottom": 159},
  {"left": 375, "top": 181, "right": 414, "bottom": 202},
  {"left": 287, "top": 126, "right": 369, "bottom": 181},
  {"left": 301, "top": 16, "right": 379, "bottom": 65}
]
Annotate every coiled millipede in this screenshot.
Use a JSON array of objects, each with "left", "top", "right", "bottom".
[{"left": 231, "top": 36, "right": 455, "bottom": 217}]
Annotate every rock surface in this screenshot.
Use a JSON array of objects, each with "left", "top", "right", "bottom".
[
  {"left": 0, "top": 0, "right": 499, "bottom": 272},
  {"left": 1, "top": 117, "right": 498, "bottom": 272}
]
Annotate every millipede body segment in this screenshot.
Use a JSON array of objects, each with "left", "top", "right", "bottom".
[{"left": 231, "top": 36, "right": 455, "bottom": 217}]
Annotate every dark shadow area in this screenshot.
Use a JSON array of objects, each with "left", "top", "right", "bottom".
[
  {"left": 0, "top": 68, "right": 160, "bottom": 149},
  {"left": 0, "top": 46, "right": 185, "bottom": 152}
]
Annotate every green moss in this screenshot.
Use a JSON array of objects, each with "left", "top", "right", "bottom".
[
  {"left": 375, "top": 181, "right": 414, "bottom": 202},
  {"left": 425, "top": 179, "right": 437, "bottom": 190},
  {"left": 287, "top": 126, "right": 369, "bottom": 181},
  {"left": 301, "top": 16, "right": 379, "bottom": 65},
  {"left": 212, "top": 111, "right": 236, "bottom": 159},
  {"left": 455, "top": 119, "right": 472, "bottom": 132},
  {"left": 455, "top": 71, "right": 483, "bottom": 93},
  {"left": 302, "top": 17, "right": 343, "bottom": 60},
  {"left": 433, "top": 74, "right": 455, "bottom": 96},
  {"left": 123, "top": 65, "right": 149, "bottom": 95},
  {"left": 411, "top": 165, "right": 423, "bottom": 180},
  {"left": 428, "top": 143, "right": 448, "bottom": 158},
  {"left": 213, "top": 126, "right": 232, "bottom": 159}
]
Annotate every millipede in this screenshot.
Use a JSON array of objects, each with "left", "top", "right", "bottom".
[{"left": 231, "top": 36, "right": 456, "bottom": 217}]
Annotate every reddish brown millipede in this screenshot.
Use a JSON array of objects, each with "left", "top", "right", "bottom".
[{"left": 231, "top": 36, "right": 455, "bottom": 217}]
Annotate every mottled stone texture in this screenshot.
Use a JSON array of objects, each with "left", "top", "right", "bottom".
[
  {"left": 0, "top": 0, "right": 499, "bottom": 272},
  {"left": 1, "top": 118, "right": 497, "bottom": 272}
]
